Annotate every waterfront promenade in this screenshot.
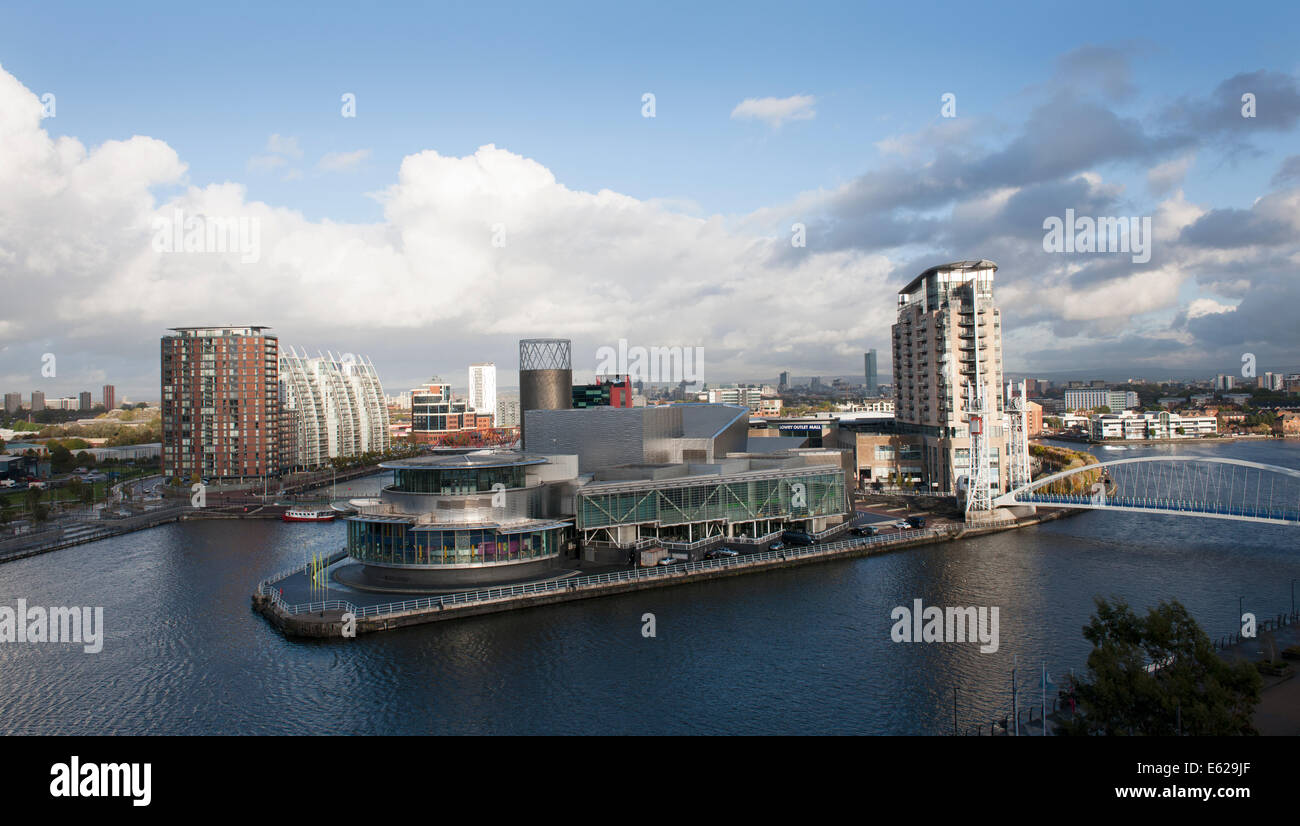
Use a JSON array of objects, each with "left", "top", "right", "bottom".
[{"left": 253, "top": 507, "right": 1078, "bottom": 638}]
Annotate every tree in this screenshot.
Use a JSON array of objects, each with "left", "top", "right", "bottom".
[
  {"left": 49, "top": 443, "right": 74, "bottom": 474},
  {"left": 1059, "top": 598, "right": 1261, "bottom": 736}
]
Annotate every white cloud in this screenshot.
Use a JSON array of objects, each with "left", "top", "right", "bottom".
[
  {"left": 0, "top": 67, "right": 886, "bottom": 392},
  {"left": 1147, "top": 153, "right": 1194, "bottom": 196},
  {"left": 317, "top": 149, "right": 371, "bottom": 172},
  {"left": 266, "top": 133, "right": 303, "bottom": 159},
  {"left": 730, "top": 94, "right": 816, "bottom": 127}
]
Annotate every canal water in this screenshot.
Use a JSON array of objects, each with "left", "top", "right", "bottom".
[{"left": 1, "top": 440, "right": 1297, "bottom": 735}]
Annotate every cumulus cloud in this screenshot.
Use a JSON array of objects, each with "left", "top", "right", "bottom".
[
  {"left": 730, "top": 94, "right": 816, "bottom": 127},
  {"left": 0, "top": 67, "right": 883, "bottom": 396}
]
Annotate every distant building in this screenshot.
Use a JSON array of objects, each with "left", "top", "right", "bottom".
[
  {"left": 864, "top": 350, "right": 878, "bottom": 396},
  {"left": 573, "top": 375, "right": 632, "bottom": 409},
  {"left": 706, "top": 385, "right": 763, "bottom": 410},
  {"left": 468, "top": 363, "right": 497, "bottom": 421},
  {"left": 1214, "top": 374, "right": 1235, "bottom": 391},
  {"left": 3, "top": 393, "right": 20, "bottom": 414},
  {"left": 1026, "top": 400, "right": 1043, "bottom": 436},
  {"left": 102, "top": 385, "right": 116, "bottom": 411},
  {"left": 1064, "top": 389, "right": 1138, "bottom": 411},
  {"left": 410, "top": 382, "right": 493, "bottom": 445},
  {"left": 496, "top": 398, "right": 521, "bottom": 428},
  {"left": 78, "top": 391, "right": 92, "bottom": 411},
  {"left": 1089, "top": 410, "right": 1217, "bottom": 440},
  {"left": 1262, "top": 372, "right": 1286, "bottom": 392},
  {"left": 778, "top": 371, "right": 790, "bottom": 392},
  {"left": 30, "top": 391, "right": 45, "bottom": 412}
]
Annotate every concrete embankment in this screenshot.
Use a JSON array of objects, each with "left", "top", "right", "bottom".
[{"left": 254, "top": 508, "right": 1080, "bottom": 638}]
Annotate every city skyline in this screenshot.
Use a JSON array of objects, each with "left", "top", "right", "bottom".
[{"left": 2, "top": 3, "right": 1299, "bottom": 400}]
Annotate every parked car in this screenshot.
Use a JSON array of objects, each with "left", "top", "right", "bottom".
[
  {"left": 851, "top": 525, "right": 878, "bottom": 537},
  {"left": 768, "top": 541, "right": 786, "bottom": 552},
  {"left": 894, "top": 520, "right": 911, "bottom": 529},
  {"left": 905, "top": 516, "right": 927, "bottom": 528},
  {"left": 781, "top": 530, "right": 814, "bottom": 546},
  {"left": 658, "top": 555, "right": 677, "bottom": 566},
  {"left": 714, "top": 547, "right": 739, "bottom": 557}
]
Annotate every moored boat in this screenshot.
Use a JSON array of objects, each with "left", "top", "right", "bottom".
[{"left": 281, "top": 507, "right": 337, "bottom": 522}]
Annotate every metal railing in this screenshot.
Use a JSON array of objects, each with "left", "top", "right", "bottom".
[{"left": 257, "top": 525, "right": 960, "bottom": 621}]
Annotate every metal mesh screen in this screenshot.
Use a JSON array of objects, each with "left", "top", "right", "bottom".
[{"left": 519, "top": 339, "right": 571, "bottom": 371}]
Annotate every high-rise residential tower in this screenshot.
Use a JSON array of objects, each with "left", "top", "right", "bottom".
[
  {"left": 161, "top": 326, "right": 280, "bottom": 482},
  {"left": 103, "top": 385, "right": 116, "bottom": 411},
  {"left": 278, "top": 348, "right": 391, "bottom": 470},
  {"left": 864, "top": 350, "right": 878, "bottom": 396},
  {"left": 468, "top": 362, "right": 497, "bottom": 422},
  {"left": 891, "top": 261, "right": 1010, "bottom": 498}
]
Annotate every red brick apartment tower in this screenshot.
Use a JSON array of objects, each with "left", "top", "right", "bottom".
[{"left": 161, "top": 326, "right": 280, "bottom": 483}]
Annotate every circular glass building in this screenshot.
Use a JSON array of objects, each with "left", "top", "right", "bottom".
[{"left": 345, "top": 451, "right": 572, "bottom": 589}]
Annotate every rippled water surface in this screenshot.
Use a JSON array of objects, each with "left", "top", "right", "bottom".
[{"left": 2, "top": 441, "right": 1297, "bottom": 734}]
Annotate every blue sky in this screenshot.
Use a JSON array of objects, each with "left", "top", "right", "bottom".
[{"left": 1, "top": 1, "right": 1299, "bottom": 398}]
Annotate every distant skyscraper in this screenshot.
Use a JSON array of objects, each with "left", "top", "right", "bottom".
[
  {"left": 468, "top": 362, "right": 497, "bottom": 421},
  {"left": 864, "top": 350, "right": 878, "bottom": 396},
  {"left": 162, "top": 326, "right": 280, "bottom": 482},
  {"left": 4, "top": 392, "right": 20, "bottom": 414},
  {"left": 103, "top": 384, "right": 116, "bottom": 411},
  {"left": 779, "top": 371, "right": 790, "bottom": 392},
  {"left": 811, "top": 376, "right": 822, "bottom": 391},
  {"left": 78, "top": 391, "right": 92, "bottom": 411},
  {"left": 30, "top": 391, "right": 45, "bottom": 412}
]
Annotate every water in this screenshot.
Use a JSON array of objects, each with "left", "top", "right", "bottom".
[{"left": 1, "top": 441, "right": 1297, "bottom": 735}]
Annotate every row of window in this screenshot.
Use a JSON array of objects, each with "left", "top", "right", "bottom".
[{"left": 347, "top": 521, "right": 564, "bottom": 566}]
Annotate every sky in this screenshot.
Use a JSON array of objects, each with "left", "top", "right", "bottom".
[{"left": 1, "top": 0, "right": 1299, "bottom": 400}]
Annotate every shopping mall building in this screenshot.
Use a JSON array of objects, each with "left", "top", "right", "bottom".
[{"left": 342, "top": 404, "right": 853, "bottom": 589}]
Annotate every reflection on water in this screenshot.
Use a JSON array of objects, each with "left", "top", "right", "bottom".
[{"left": 1, "top": 443, "right": 1297, "bottom": 735}]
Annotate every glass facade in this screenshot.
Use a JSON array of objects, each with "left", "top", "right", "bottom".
[
  {"left": 577, "top": 471, "right": 845, "bottom": 530},
  {"left": 392, "top": 465, "right": 526, "bottom": 494},
  {"left": 348, "top": 519, "right": 564, "bottom": 566}
]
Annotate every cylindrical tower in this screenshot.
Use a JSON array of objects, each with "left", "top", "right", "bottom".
[{"left": 519, "top": 338, "right": 572, "bottom": 449}]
